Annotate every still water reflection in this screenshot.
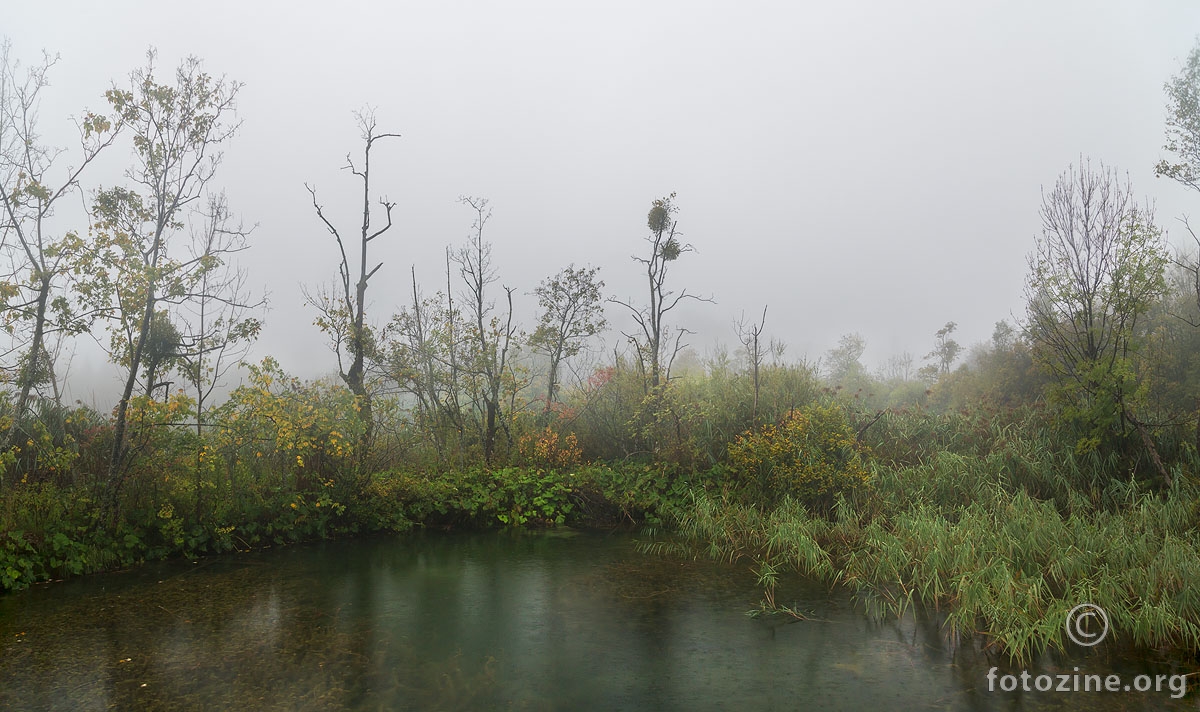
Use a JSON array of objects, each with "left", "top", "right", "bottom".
[{"left": 0, "top": 531, "right": 1193, "bottom": 710}]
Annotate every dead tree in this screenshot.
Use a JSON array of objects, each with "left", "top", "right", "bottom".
[
  {"left": 608, "top": 193, "right": 712, "bottom": 393},
  {"left": 735, "top": 305, "right": 768, "bottom": 424},
  {"left": 304, "top": 110, "right": 399, "bottom": 460},
  {"left": 451, "top": 196, "right": 517, "bottom": 463}
]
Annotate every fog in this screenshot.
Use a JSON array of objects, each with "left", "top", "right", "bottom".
[{"left": 6, "top": 0, "right": 1200, "bottom": 406}]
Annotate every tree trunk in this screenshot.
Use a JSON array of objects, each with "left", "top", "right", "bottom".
[
  {"left": 545, "top": 352, "right": 560, "bottom": 414},
  {"left": 108, "top": 289, "right": 157, "bottom": 493},
  {"left": 1127, "top": 409, "right": 1172, "bottom": 488},
  {"left": 8, "top": 275, "right": 51, "bottom": 446},
  {"left": 484, "top": 399, "right": 497, "bottom": 463}
]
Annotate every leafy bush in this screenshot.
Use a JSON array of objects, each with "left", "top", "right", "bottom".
[
  {"left": 516, "top": 426, "right": 582, "bottom": 470},
  {"left": 449, "top": 467, "right": 576, "bottom": 527},
  {"left": 727, "top": 403, "right": 871, "bottom": 509},
  {"left": 353, "top": 470, "right": 453, "bottom": 531},
  {"left": 571, "top": 463, "right": 700, "bottom": 526},
  {"left": 214, "top": 357, "right": 364, "bottom": 488}
]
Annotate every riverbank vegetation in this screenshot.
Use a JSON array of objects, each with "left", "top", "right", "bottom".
[{"left": 6, "top": 40, "right": 1200, "bottom": 667}]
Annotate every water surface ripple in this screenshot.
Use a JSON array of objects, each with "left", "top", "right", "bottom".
[{"left": 0, "top": 531, "right": 1191, "bottom": 710}]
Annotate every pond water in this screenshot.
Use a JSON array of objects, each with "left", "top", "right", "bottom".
[{"left": 0, "top": 531, "right": 1194, "bottom": 710}]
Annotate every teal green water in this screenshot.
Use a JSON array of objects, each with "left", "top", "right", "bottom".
[{"left": 0, "top": 531, "right": 1193, "bottom": 710}]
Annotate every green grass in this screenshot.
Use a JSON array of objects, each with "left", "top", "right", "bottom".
[{"left": 650, "top": 409, "right": 1200, "bottom": 665}]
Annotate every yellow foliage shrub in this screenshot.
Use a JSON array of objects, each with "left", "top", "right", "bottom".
[
  {"left": 516, "top": 426, "right": 582, "bottom": 470},
  {"left": 727, "top": 404, "right": 871, "bottom": 510},
  {"left": 214, "top": 358, "right": 364, "bottom": 484}
]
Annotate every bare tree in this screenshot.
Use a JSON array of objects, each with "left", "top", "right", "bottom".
[
  {"left": 305, "top": 110, "right": 399, "bottom": 459},
  {"left": 0, "top": 41, "right": 121, "bottom": 446},
  {"left": 608, "top": 193, "right": 711, "bottom": 393},
  {"left": 379, "top": 265, "right": 464, "bottom": 460},
  {"left": 172, "top": 195, "right": 263, "bottom": 518},
  {"left": 882, "top": 352, "right": 916, "bottom": 382},
  {"left": 735, "top": 305, "right": 767, "bottom": 424},
  {"left": 1172, "top": 219, "right": 1200, "bottom": 323},
  {"left": 451, "top": 196, "right": 517, "bottom": 463},
  {"left": 175, "top": 194, "right": 263, "bottom": 430}
]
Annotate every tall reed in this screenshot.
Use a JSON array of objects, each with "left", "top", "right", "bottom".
[{"left": 655, "top": 408, "right": 1200, "bottom": 664}]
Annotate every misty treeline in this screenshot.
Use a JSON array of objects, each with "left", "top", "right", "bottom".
[{"left": 7, "top": 41, "right": 1200, "bottom": 663}]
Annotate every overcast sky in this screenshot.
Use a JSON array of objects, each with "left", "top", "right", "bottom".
[{"left": 8, "top": 1, "right": 1200, "bottom": 404}]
